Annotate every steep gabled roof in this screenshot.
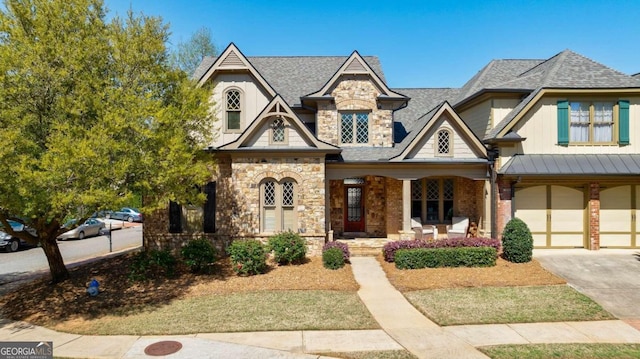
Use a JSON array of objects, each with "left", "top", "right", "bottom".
[
  {"left": 392, "top": 101, "right": 487, "bottom": 161},
  {"left": 195, "top": 43, "right": 277, "bottom": 98},
  {"left": 194, "top": 48, "right": 387, "bottom": 108},
  {"left": 302, "top": 51, "right": 407, "bottom": 102},
  {"left": 219, "top": 95, "right": 339, "bottom": 152}
]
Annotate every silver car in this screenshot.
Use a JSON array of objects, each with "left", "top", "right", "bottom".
[
  {"left": 58, "top": 218, "right": 105, "bottom": 240},
  {"left": 106, "top": 207, "right": 143, "bottom": 222}
]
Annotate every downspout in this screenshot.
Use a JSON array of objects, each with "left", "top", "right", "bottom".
[{"left": 488, "top": 148, "right": 498, "bottom": 238}]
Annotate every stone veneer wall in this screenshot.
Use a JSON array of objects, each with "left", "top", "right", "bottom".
[
  {"left": 385, "top": 178, "right": 403, "bottom": 236},
  {"left": 329, "top": 180, "right": 345, "bottom": 234},
  {"left": 365, "top": 176, "right": 386, "bottom": 236},
  {"left": 144, "top": 155, "right": 327, "bottom": 256},
  {"left": 454, "top": 178, "right": 486, "bottom": 233},
  {"left": 317, "top": 77, "right": 393, "bottom": 147}
]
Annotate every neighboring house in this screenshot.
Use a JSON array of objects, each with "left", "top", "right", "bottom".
[{"left": 144, "top": 44, "right": 640, "bottom": 253}]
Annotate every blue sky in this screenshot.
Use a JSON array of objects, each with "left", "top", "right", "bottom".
[{"left": 105, "top": 0, "right": 640, "bottom": 88}]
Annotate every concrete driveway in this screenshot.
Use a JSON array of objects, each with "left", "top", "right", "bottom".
[{"left": 534, "top": 249, "right": 640, "bottom": 319}]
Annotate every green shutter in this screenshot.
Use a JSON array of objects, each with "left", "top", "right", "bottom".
[
  {"left": 619, "top": 100, "right": 630, "bottom": 145},
  {"left": 557, "top": 100, "right": 569, "bottom": 146}
]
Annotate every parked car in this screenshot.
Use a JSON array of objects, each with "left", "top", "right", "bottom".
[
  {"left": 57, "top": 218, "right": 106, "bottom": 240},
  {"left": 0, "top": 220, "right": 33, "bottom": 252},
  {"left": 105, "top": 207, "right": 143, "bottom": 223}
]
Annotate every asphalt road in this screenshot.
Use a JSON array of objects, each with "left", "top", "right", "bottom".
[{"left": 0, "top": 224, "right": 142, "bottom": 287}]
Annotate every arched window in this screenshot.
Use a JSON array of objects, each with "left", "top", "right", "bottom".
[
  {"left": 272, "top": 117, "right": 286, "bottom": 143},
  {"left": 261, "top": 179, "right": 298, "bottom": 232},
  {"left": 436, "top": 129, "right": 451, "bottom": 156},
  {"left": 225, "top": 89, "right": 242, "bottom": 131}
]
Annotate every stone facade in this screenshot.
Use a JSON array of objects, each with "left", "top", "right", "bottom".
[{"left": 317, "top": 77, "right": 393, "bottom": 147}]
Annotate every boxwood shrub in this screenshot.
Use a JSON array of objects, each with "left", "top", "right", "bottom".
[
  {"left": 323, "top": 247, "right": 345, "bottom": 270},
  {"left": 268, "top": 231, "right": 307, "bottom": 265},
  {"left": 383, "top": 237, "right": 500, "bottom": 262},
  {"left": 227, "top": 239, "right": 267, "bottom": 276},
  {"left": 395, "top": 246, "right": 497, "bottom": 269},
  {"left": 181, "top": 237, "right": 218, "bottom": 273},
  {"left": 502, "top": 217, "right": 534, "bottom": 263}
]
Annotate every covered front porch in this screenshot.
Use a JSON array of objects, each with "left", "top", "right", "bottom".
[{"left": 325, "top": 162, "right": 491, "bottom": 242}]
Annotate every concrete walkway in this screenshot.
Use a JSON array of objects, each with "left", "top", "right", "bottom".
[{"left": 2, "top": 255, "right": 640, "bottom": 358}]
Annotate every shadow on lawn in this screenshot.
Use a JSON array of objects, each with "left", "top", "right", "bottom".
[{"left": 0, "top": 253, "right": 241, "bottom": 325}]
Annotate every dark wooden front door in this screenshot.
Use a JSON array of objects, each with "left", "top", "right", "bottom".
[{"left": 344, "top": 185, "right": 365, "bottom": 232}]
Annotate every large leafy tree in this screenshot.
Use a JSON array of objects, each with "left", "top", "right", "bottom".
[
  {"left": 170, "top": 26, "right": 217, "bottom": 75},
  {"left": 0, "top": 0, "right": 214, "bottom": 283}
]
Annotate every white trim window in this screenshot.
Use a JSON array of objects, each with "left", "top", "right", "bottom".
[
  {"left": 271, "top": 117, "right": 286, "bottom": 144},
  {"left": 436, "top": 129, "right": 451, "bottom": 156}
]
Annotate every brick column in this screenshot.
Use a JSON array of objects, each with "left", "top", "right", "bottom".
[
  {"left": 495, "top": 177, "right": 513, "bottom": 240},
  {"left": 589, "top": 183, "right": 600, "bottom": 250}
]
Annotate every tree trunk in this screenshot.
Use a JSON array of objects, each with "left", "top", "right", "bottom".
[{"left": 40, "top": 236, "right": 69, "bottom": 283}]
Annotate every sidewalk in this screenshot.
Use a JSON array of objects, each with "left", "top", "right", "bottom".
[{"left": 1, "top": 256, "right": 640, "bottom": 358}]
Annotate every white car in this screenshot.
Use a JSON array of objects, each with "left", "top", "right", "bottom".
[{"left": 57, "top": 218, "right": 105, "bottom": 240}]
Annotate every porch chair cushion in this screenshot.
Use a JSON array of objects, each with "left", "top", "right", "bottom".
[
  {"left": 446, "top": 217, "right": 469, "bottom": 237},
  {"left": 411, "top": 217, "right": 437, "bottom": 240}
]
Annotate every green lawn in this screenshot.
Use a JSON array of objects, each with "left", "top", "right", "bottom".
[
  {"left": 59, "top": 290, "right": 379, "bottom": 335},
  {"left": 479, "top": 343, "right": 640, "bottom": 359},
  {"left": 404, "top": 285, "right": 614, "bottom": 326}
]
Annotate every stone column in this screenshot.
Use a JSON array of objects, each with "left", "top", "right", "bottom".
[
  {"left": 399, "top": 179, "right": 414, "bottom": 240},
  {"left": 589, "top": 183, "right": 600, "bottom": 250}
]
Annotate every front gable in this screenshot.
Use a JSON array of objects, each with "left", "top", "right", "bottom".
[
  {"left": 220, "top": 95, "right": 339, "bottom": 152},
  {"left": 393, "top": 102, "right": 487, "bottom": 161}
]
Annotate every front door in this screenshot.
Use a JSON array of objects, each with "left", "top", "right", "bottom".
[{"left": 344, "top": 185, "right": 365, "bottom": 232}]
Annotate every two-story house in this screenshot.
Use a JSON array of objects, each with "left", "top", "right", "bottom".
[{"left": 144, "top": 44, "right": 640, "bottom": 253}]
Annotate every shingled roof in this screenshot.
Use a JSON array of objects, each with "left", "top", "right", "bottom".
[{"left": 194, "top": 55, "right": 386, "bottom": 107}]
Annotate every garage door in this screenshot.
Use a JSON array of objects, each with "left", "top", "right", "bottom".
[
  {"left": 600, "top": 185, "right": 638, "bottom": 248},
  {"left": 514, "top": 185, "right": 585, "bottom": 248}
]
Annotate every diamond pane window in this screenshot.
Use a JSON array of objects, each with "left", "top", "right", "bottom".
[
  {"left": 443, "top": 179, "right": 454, "bottom": 200},
  {"left": 226, "top": 90, "right": 241, "bottom": 130},
  {"left": 341, "top": 114, "right": 353, "bottom": 143},
  {"left": 272, "top": 117, "right": 285, "bottom": 143},
  {"left": 282, "top": 181, "right": 294, "bottom": 206},
  {"left": 264, "top": 181, "right": 275, "bottom": 206},
  {"left": 437, "top": 130, "right": 450, "bottom": 155},
  {"left": 411, "top": 180, "right": 422, "bottom": 200},
  {"left": 356, "top": 113, "right": 368, "bottom": 143},
  {"left": 427, "top": 180, "right": 439, "bottom": 200}
]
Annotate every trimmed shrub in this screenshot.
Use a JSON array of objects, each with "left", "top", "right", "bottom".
[
  {"left": 502, "top": 217, "right": 534, "bottom": 263},
  {"left": 323, "top": 247, "right": 345, "bottom": 270},
  {"left": 129, "top": 250, "right": 177, "bottom": 281},
  {"left": 268, "top": 231, "right": 307, "bottom": 265},
  {"left": 382, "top": 237, "right": 501, "bottom": 262},
  {"left": 227, "top": 239, "right": 268, "bottom": 276},
  {"left": 395, "top": 247, "right": 497, "bottom": 269},
  {"left": 181, "top": 238, "right": 218, "bottom": 273},
  {"left": 322, "top": 241, "right": 351, "bottom": 262}
]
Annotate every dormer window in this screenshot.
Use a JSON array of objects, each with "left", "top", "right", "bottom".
[
  {"left": 340, "top": 112, "right": 369, "bottom": 144},
  {"left": 225, "top": 89, "right": 242, "bottom": 132},
  {"left": 569, "top": 101, "right": 613, "bottom": 143},
  {"left": 436, "top": 129, "right": 451, "bottom": 156},
  {"left": 271, "top": 117, "right": 286, "bottom": 143}
]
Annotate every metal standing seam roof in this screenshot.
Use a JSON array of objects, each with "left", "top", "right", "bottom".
[{"left": 499, "top": 154, "right": 640, "bottom": 175}]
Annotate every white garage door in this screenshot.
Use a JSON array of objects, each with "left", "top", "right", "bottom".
[
  {"left": 514, "top": 185, "right": 585, "bottom": 248},
  {"left": 600, "top": 185, "right": 638, "bottom": 248}
]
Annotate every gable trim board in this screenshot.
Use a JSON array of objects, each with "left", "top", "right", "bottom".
[
  {"left": 302, "top": 51, "right": 408, "bottom": 104},
  {"left": 392, "top": 101, "right": 487, "bottom": 161},
  {"left": 196, "top": 43, "right": 277, "bottom": 98},
  {"left": 219, "top": 95, "right": 340, "bottom": 152}
]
